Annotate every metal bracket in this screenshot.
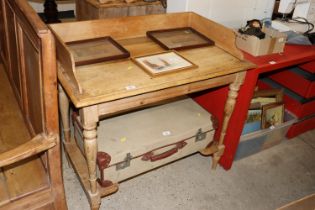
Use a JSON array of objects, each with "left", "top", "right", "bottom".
[
  {"left": 116, "top": 153, "right": 132, "bottom": 171},
  {"left": 195, "top": 128, "right": 207, "bottom": 142}
]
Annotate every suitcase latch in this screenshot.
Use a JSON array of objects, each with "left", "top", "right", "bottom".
[
  {"left": 195, "top": 129, "right": 207, "bottom": 142},
  {"left": 116, "top": 153, "right": 132, "bottom": 171}
]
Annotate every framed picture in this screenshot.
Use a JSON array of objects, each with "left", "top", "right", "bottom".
[
  {"left": 261, "top": 103, "right": 284, "bottom": 129},
  {"left": 132, "top": 51, "right": 197, "bottom": 77},
  {"left": 242, "top": 109, "right": 262, "bottom": 135},
  {"left": 250, "top": 89, "right": 283, "bottom": 109},
  {"left": 146, "top": 27, "right": 215, "bottom": 50},
  {"left": 247, "top": 109, "right": 262, "bottom": 123},
  {"left": 66, "top": 37, "right": 130, "bottom": 66}
]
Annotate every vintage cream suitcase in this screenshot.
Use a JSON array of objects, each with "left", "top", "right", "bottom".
[{"left": 73, "top": 98, "right": 216, "bottom": 186}]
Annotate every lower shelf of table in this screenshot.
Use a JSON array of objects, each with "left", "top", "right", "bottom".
[{"left": 64, "top": 141, "right": 119, "bottom": 198}]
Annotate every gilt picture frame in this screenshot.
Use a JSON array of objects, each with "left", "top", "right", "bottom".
[{"left": 261, "top": 103, "right": 284, "bottom": 129}]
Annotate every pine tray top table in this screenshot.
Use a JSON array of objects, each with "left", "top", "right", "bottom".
[{"left": 49, "top": 12, "right": 255, "bottom": 210}]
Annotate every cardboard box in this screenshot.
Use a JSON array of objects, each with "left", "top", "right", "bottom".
[{"left": 236, "top": 27, "right": 287, "bottom": 56}]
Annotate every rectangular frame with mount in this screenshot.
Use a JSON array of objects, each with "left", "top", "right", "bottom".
[
  {"left": 147, "top": 27, "right": 214, "bottom": 50},
  {"left": 66, "top": 36, "right": 130, "bottom": 66}
]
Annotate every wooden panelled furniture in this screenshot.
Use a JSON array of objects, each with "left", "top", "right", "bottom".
[
  {"left": 0, "top": 0, "right": 67, "bottom": 209},
  {"left": 75, "top": 0, "right": 166, "bottom": 21},
  {"left": 49, "top": 13, "right": 254, "bottom": 209}
]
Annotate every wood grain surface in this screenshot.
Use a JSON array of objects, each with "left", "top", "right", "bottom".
[
  {"left": 50, "top": 13, "right": 255, "bottom": 108},
  {"left": 0, "top": 0, "right": 67, "bottom": 209}
]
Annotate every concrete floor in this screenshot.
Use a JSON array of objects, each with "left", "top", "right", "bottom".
[{"left": 63, "top": 130, "right": 315, "bottom": 210}]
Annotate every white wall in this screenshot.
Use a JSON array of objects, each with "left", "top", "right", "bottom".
[{"left": 167, "top": 0, "right": 275, "bottom": 28}]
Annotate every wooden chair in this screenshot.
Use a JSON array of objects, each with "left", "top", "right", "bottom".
[{"left": 0, "top": 0, "right": 67, "bottom": 209}]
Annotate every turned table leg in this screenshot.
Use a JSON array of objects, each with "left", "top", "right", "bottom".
[
  {"left": 212, "top": 72, "right": 246, "bottom": 169},
  {"left": 58, "top": 85, "right": 70, "bottom": 143},
  {"left": 80, "top": 106, "right": 101, "bottom": 210}
]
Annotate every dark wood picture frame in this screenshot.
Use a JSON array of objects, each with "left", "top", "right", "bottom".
[
  {"left": 66, "top": 36, "right": 130, "bottom": 66},
  {"left": 132, "top": 51, "right": 197, "bottom": 77},
  {"left": 261, "top": 102, "right": 284, "bottom": 129},
  {"left": 146, "top": 27, "right": 215, "bottom": 50}
]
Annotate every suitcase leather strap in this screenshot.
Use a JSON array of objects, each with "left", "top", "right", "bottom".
[
  {"left": 97, "top": 152, "right": 114, "bottom": 188},
  {"left": 142, "top": 141, "right": 187, "bottom": 162}
]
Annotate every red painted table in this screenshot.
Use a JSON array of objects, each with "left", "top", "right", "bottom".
[{"left": 193, "top": 44, "right": 315, "bottom": 170}]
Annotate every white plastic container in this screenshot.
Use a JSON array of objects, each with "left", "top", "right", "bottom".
[{"left": 235, "top": 110, "right": 297, "bottom": 160}]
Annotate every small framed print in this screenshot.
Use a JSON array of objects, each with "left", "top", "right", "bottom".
[
  {"left": 242, "top": 109, "right": 262, "bottom": 135},
  {"left": 66, "top": 37, "right": 130, "bottom": 66},
  {"left": 132, "top": 51, "right": 197, "bottom": 77},
  {"left": 146, "top": 27, "right": 215, "bottom": 50},
  {"left": 246, "top": 109, "right": 262, "bottom": 123},
  {"left": 261, "top": 103, "right": 284, "bottom": 129}
]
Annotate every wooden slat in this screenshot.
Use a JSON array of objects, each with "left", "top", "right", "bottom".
[
  {"left": 3, "top": 156, "right": 49, "bottom": 201},
  {"left": 49, "top": 13, "right": 190, "bottom": 43},
  {"left": 64, "top": 142, "right": 119, "bottom": 198},
  {"left": 36, "top": 203, "right": 55, "bottom": 210},
  {"left": 0, "top": 0, "right": 9, "bottom": 71},
  {"left": 0, "top": 169, "right": 10, "bottom": 206},
  {"left": 276, "top": 194, "right": 315, "bottom": 210},
  {"left": 189, "top": 13, "right": 244, "bottom": 60},
  {"left": 98, "top": 73, "right": 237, "bottom": 116},
  {"left": 4, "top": 2, "right": 22, "bottom": 105},
  {"left": 0, "top": 64, "right": 54, "bottom": 166},
  {"left": 0, "top": 64, "right": 30, "bottom": 151},
  {"left": 0, "top": 65, "right": 49, "bottom": 201},
  {"left": 55, "top": 38, "right": 82, "bottom": 94},
  {"left": 0, "top": 188, "right": 53, "bottom": 210},
  {"left": 13, "top": 0, "right": 48, "bottom": 34},
  {"left": 0, "top": 134, "right": 56, "bottom": 168}
]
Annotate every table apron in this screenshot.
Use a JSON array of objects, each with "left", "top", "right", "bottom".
[{"left": 97, "top": 73, "right": 238, "bottom": 117}]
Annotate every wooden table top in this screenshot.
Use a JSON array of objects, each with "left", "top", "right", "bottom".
[
  {"left": 51, "top": 12, "right": 256, "bottom": 108},
  {"left": 58, "top": 36, "right": 254, "bottom": 108}
]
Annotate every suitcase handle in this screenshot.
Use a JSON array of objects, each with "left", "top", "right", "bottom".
[{"left": 142, "top": 141, "right": 187, "bottom": 162}]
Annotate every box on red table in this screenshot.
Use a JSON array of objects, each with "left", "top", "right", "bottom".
[{"left": 236, "top": 27, "right": 287, "bottom": 56}]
